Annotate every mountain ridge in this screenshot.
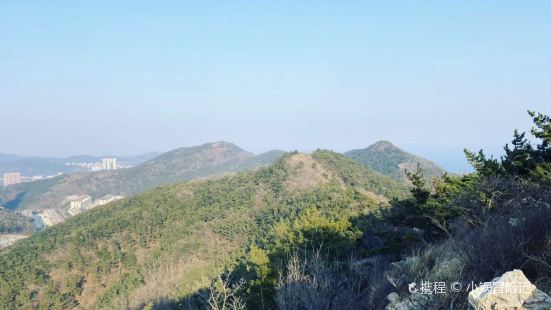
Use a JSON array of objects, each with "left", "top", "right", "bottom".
[
  {"left": 0, "top": 142, "right": 285, "bottom": 211},
  {"left": 0, "top": 149, "right": 409, "bottom": 309}
]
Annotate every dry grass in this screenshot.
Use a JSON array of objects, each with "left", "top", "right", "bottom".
[
  {"left": 275, "top": 251, "right": 383, "bottom": 310},
  {"left": 126, "top": 226, "right": 241, "bottom": 309},
  {"left": 284, "top": 154, "right": 332, "bottom": 192},
  {"left": 127, "top": 257, "right": 207, "bottom": 309}
]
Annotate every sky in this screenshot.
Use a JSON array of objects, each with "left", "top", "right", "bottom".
[{"left": 1, "top": 1, "right": 550, "bottom": 172}]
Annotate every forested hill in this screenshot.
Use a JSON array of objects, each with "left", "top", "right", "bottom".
[
  {"left": 345, "top": 140, "right": 445, "bottom": 181},
  {"left": 0, "top": 209, "right": 33, "bottom": 234},
  {"left": 0, "top": 150, "right": 409, "bottom": 309},
  {"left": 0, "top": 142, "right": 284, "bottom": 211}
]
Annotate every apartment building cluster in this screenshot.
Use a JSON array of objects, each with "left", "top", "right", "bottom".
[
  {"left": 3, "top": 158, "right": 122, "bottom": 187},
  {"left": 67, "top": 194, "right": 124, "bottom": 216},
  {"left": 66, "top": 157, "right": 119, "bottom": 171},
  {"left": 67, "top": 195, "right": 94, "bottom": 216},
  {"left": 95, "top": 194, "right": 125, "bottom": 206},
  {"left": 16, "top": 209, "right": 60, "bottom": 228},
  {"left": 18, "top": 208, "right": 64, "bottom": 227},
  {"left": 41, "top": 209, "right": 65, "bottom": 226},
  {"left": 102, "top": 157, "right": 118, "bottom": 170},
  {"left": 19, "top": 210, "right": 33, "bottom": 218},
  {"left": 65, "top": 162, "right": 103, "bottom": 171},
  {"left": 11, "top": 194, "right": 126, "bottom": 229}
]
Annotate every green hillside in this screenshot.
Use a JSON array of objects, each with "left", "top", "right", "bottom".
[
  {"left": 345, "top": 141, "right": 445, "bottom": 181},
  {"left": 0, "top": 142, "right": 284, "bottom": 211},
  {"left": 0, "top": 150, "right": 408, "bottom": 309}
]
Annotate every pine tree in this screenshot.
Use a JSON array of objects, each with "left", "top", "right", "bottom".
[
  {"left": 405, "top": 164, "right": 430, "bottom": 204},
  {"left": 528, "top": 110, "right": 551, "bottom": 181},
  {"left": 529, "top": 110, "right": 551, "bottom": 147},
  {"left": 502, "top": 129, "right": 534, "bottom": 175},
  {"left": 464, "top": 149, "right": 502, "bottom": 176}
]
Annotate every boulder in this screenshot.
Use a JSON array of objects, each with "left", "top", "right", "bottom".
[{"left": 468, "top": 269, "right": 551, "bottom": 309}]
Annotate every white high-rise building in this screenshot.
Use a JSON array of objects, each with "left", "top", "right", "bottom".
[
  {"left": 102, "top": 157, "right": 118, "bottom": 170},
  {"left": 3, "top": 172, "right": 21, "bottom": 186}
]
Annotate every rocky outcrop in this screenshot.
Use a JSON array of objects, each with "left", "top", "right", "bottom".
[
  {"left": 385, "top": 270, "right": 551, "bottom": 309},
  {"left": 468, "top": 269, "right": 551, "bottom": 310}
]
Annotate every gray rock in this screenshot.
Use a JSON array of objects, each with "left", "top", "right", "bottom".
[{"left": 468, "top": 269, "right": 551, "bottom": 310}]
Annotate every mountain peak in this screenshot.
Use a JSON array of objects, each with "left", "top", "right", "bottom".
[
  {"left": 208, "top": 140, "right": 238, "bottom": 147},
  {"left": 345, "top": 142, "right": 445, "bottom": 181},
  {"left": 207, "top": 141, "right": 249, "bottom": 153},
  {"left": 368, "top": 140, "right": 399, "bottom": 151}
]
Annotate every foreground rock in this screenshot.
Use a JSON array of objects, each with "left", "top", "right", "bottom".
[{"left": 468, "top": 269, "right": 551, "bottom": 309}]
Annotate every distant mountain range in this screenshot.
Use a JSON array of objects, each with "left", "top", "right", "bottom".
[
  {"left": 0, "top": 140, "right": 446, "bottom": 308},
  {"left": 0, "top": 142, "right": 284, "bottom": 211},
  {"left": 345, "top": 140, "right": 446, "bottom": 181},
  {"left": 0, "top": 149, "right": 409, "bottom": 309},
  {"left": 0, "top": 152, "right": 162, "bottom": 176},
  {"left": 0, "top": 141, "right": 445, "bottom": 212}
]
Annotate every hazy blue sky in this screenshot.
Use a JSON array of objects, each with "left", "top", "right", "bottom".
[{"left": 1, "top": 1, "right": 550, "bottom": 172}]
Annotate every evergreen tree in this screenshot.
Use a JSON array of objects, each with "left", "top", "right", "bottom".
[
  {"left": 502, "top": 129, "right": 534, "bottom": 175},
  {"left": 529, "top": 110, "right": 551, "bottom": 147},
  {"left": 464, "top": 149, "right": 502, "bottom": 176},
  {"left": 527, "top": 111, "right": 551, "bottom": 181},
  {"left": 405, "top": 164, "right": 430, "bottom": 204}
]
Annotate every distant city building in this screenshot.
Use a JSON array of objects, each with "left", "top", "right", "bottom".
[
  {"left": 16, "top": 174, "right": 60, "bottom": 184},
  {"left": 40, "top": 209, "right": 64, "bottom": 226},
  {"left": 3, "top": 172, "right": 21, "bottom": 186},
  {"left": 102, "top": 157, "right": 118, "bottom": 170},
  {"left": 67, "top": 195, "right": 94, "bottom": 216},
  {"left": 19, "top": 210, "right": 34, "bottom": 218},
  {"left": 66, "top": 194, "right": 124, "bottom": 216},
  {"left": 67, "top": 208, "right": 81, "bottom": 217},
  {"left": 95, "top": 194, "right": 125, "bottom": 206},
  {"left": 66, "top": 159, "right": 128, "bottom": 171},
  {"left": 66, "top": 161, "right": 103, "bottom": 171}
]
